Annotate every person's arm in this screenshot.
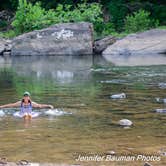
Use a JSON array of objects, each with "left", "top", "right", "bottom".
[
  {"left": 32, "top": 101, "right": 54, "bottom": 109},
  {"left": 0, "top": 101, "right": 21, "bottom": 108}
]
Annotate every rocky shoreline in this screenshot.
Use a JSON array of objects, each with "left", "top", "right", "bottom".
[{"left": 0, "top": 22, "right": 166, "bottom": 57}]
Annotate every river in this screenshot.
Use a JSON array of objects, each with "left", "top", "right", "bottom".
[{"left": 0, "top": 55, "right": 165, "bottom": 166}]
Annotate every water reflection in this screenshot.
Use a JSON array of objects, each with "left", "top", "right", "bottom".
[
  {"left": 103, "top": 54, "right": 166, "bottom": 66},
  {"left": 0, "top": 55, "right": 94, "bottom": 84}
]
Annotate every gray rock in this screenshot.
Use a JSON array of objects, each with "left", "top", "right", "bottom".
[
  {"left": 5, "top": 40, "right": 12, "bottom": 51},
  {"left": 155, "top": 97, "right": 166, "bottom": 104},
  {"left": 94, "top": 35, "right": 116, "bottom": 54},
  {"left": 118, "top": 119, "right": 133, "bottom": 126},
  {"left": 103, "top": 29, "right": 166, "bottom": 59},
  {"left": 155, "top": 109, "right": 166, "bottom": 113},
  {"left": 163, "top": 99, "right": 166, "bottom": 104},
  {"left": 11, "top": 22, "right": 93, "bottom": 56},
  {"left": 0, "top": 39, "right": 12, "bottom": 55},
  {"left": 158, "top": 83, "right": 166, "bottom": 89},
  {"left": 0, "top": 38, "right": 6, "bottom": 55},
  {"left": 3, "top": 51, "right": 11, "bottom": 56},
  {"left": 111, "top": 93, "right": 126, "bottom": 99},
  {"left": 144, "top": 162, "right": 152, "bottom": 166},
  {"left": 106, "top": 150, "right": 116, "bottom": 155}
]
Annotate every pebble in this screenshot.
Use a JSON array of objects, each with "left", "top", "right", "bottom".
[
  {"left": 144, "top": 162, "right": 152, "bottom": 166},
  {"left": 118, "top": 119, "right": 133, "bottom": 126},
  {"left": 163, "top": 98, "right": 166, "bottom": 104},
  {"left": 106, "top": 150, "right": 116, "bottom": 155},
  {"left": 155, "top": 109, "right": 166, "bottom": 113},
  {"left": 155, "top": 97, "right": 166, "bottom": 103},
  {"left": 111, "top": 93, "right": 126, "bottom": 99},
  {"left": 158, "top": 83, "right": 166, "bottom": 89}
]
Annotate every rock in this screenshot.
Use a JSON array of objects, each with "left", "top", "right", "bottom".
[
  {"left": 118, "top": 119, "right": 133, "bottom": 126},
  {"left": 0, "top": 39, "right": 12, "bottom": 55},
  {"left": 0, "top": 38, "right": 6, "bottom": 55},
  {"left": 158, "top": 83, "right": 166, "bottom": 89},
  {"left": 155, "top": 97, "right": 166, "bottom": 104},
  {"left": 144, "top": 162, "right": 152, "bottom": 166},
  {"left": 103, "top": 29, "right": 166, "bottom": 56},
  {"left": 3, "top": 51, "right": 11, "bottom": 56},
  {"left": 155, "top": 97, "right": 161, "bottom": 103},
  {"left": 106, "top": 150, "right": 116, "bottom": 155},
  {"left": 111, "top": 93, "right": 126, "bottom": 99},
  {"left": 155, "top": 109, "right": 166, "bottom": 113},
  {"left": 5, "top": 40, "right": 12, "bottom": 51},
  {"left": 159, "top": 149, "right": 166, "bottom": 156},
  {"left": 163, "top": 99, "right": 166, "bottom": 104},
  {"left": 11, "top": 22, "right": 93, "bottom": 56},
  {"left": 94, "top": 35, "right": 116, "bottom": 54}
]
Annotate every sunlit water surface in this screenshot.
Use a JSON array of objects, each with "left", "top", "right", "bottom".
[{"left": 0, "top": 55, "right": 166, "bottom": 165}]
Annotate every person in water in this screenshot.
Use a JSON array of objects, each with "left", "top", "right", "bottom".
[{"left": 0, "top": 91, "right": 54, "bottom": 119}]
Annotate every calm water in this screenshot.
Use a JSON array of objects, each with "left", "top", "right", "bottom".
[{"left": 0, "top": 55, "right": 166, "bottom": 165}]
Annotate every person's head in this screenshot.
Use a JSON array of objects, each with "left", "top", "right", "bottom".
[{"left": 23, "top": 91, "right": 31, "bottom": 103}]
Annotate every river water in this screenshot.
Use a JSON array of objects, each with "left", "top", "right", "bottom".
[{"left": 0, "top": 55, "right": 166, "bottom": 165}]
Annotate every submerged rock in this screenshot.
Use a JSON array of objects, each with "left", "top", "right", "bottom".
[
  {"left": 155, "top": 97, "right": 166, "bottom": 104},
  {"left": 158, "top": 83, "right": 166, "bottom": 89},
  {"left": 118, "top": 119, "right": 133, "bottom": 126},
  {"left": 103, "top": 29, "right": 166, "bottom": 56},
  {"left": 155, "top": 109, "right": 166, "bottom": 113},
  {"left": 11, "top": 22, "right": 93, "bottom": 56},
  {"left": 111, "top": 93, "right": 126, "bottom": 99},
  {"left": 144, "top": 162, "right": 152, "bottom": 166}
]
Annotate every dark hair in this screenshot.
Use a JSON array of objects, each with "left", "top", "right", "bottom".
[
  {"left": 21, "top": 99, "right": 32, "bottom": 107},
  {"left": 21, "top": 99, "right": 31, "bottom": 103}
]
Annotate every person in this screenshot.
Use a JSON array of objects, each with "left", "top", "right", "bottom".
[{"left": 0, "top": 91, "right": 54, "bottom": 119}]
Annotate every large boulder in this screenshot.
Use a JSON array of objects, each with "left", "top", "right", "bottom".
[
  {"left": 94, "top": 35, "right": 116, "bottom": 54},
  {"left": 11, "top": 22, "right": 93, "bottom": 56},
  {"left": 103, "top": 29, "right": 166, "bottom": 56}
]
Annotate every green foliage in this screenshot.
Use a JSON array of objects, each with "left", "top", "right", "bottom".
[
  {"left": 0, "top": 30, "right": 17, "bottom": 38},
  {"left": 12, "top": 0, "right": 103, "bottom": 34},
  {"left": 12, "top": 0, "right": 46, "bottom": 33},
  {"left": 0, "top": 20, "right": 8, "bottom": 29},
  {"left": 151, "top": 4, "right": 166, "bottom": 25},
  {"left": 101, "top": 22, "right": 116, "bottom": 36},
  {"left": 94, "top": 22, "right": 116, "bottom": 39},
  {"left": 158, "top": 25, "right": 166, "bottom": 29},
  {"left": 2, "top": 0, "right": 165, "bottom": 38},
  {"left": 124, "top": 9, "right": 152, "bottom": 33},
  {"left": 107, "top": 0, "right": 128, "bottom": 32}
]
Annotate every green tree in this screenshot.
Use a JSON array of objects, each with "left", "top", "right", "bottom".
[
  {"left": 12, "top": 0, "right": 103, "bottom": 34},
  {"left": 124, "top": 9, "right": 151, "bottom": 33}
]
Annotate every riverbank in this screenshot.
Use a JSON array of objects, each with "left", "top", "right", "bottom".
[{"left": 0, "top": 23, "right": 166, "bottom": 57}]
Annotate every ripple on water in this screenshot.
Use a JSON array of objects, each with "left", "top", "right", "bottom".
[
  {"left": 44, "top": 109, "right": 72, "bottom": 116},
  {"left": 0, "top": 110, "right": 5, "bottom": 117}
]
